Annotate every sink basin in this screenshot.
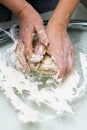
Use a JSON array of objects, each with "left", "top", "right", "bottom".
[{"left": 0, "top": 4, "right": 87, "bottom": 129}]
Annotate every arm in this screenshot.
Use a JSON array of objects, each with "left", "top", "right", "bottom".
[
  {"left": 0, "top": 0, "right": 49, "bottom": 72},
  {"left": 0, "top": 0, "right": 32, "bottom": 17},
  {"left": 49, "top": 0, "right": 80, "bottom": 29},
  {"left": 0, "top": 0, "right": 48, "bottom": 45},
  {"left": 46, "top": 0, "right": 80, "bottom": 78}
]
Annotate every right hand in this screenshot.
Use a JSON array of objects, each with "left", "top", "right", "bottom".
[
  {"left": 16, "top": 4, "right": 49, "bottom": 72},
  {"left": 46, "top": 22, "right": 74, "bottom": 78}
]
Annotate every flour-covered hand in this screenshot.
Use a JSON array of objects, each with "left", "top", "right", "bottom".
[
  {"left": 46, "top": 24, "right": 74, "bottom": 78},
  {"left": 15, "top": 4, "right": 49, "bottom": 71}
]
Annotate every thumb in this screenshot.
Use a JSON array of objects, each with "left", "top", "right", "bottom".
[{"left": 35, "top": 21, "right": 49, "bottom": 46}]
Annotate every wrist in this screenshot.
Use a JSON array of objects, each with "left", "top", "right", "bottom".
[
  {"left": 17, "top": 3, "right": 39, "bottom": 21},
  {"left": 16, "top": 3, "right": 32, "bottom": 19},
  {"left": 17, "top": 6, "right": 28, "bottom": 19},
  {"left": 0, "top": 0, "right": 30, "bottom": 18},
  {"left": 47, "top": 18, "right": 67, "bottom": 31}
]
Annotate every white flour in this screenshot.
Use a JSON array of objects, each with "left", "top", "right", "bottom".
[{"left": 0, "top": 42, "right": 87, "bottom": 123}]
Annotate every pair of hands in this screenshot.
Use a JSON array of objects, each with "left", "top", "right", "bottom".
[{"left": 16, "top": 6, "right": 74, "bottom": 78}]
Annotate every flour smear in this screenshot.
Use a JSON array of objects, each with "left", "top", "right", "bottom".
[{"left": 0, "top": 33, "right": 87, "bottom": 123}]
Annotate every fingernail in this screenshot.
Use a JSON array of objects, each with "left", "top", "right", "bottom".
[
  {"left": 43, "top": 40, "right": 49, "bottom": 46},
  {"left": 42, "top": 36, "right": 49, "bottom": 46},
  {"left": 51, "top": 56, "right": 56, "bottom": 62},
  {"left": 52, "top": 71, "right": 63, "bottom": 83}
]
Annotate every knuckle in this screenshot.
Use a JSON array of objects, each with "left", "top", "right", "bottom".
[
  {"left": 38, "top": 19, "right": 43, "bottom": 26},
  {"left": 35, "top": 20, "right": 44, "bottom": 30},
  {"left": 20, "top": 25, "right": 34, "bottom": 34}
]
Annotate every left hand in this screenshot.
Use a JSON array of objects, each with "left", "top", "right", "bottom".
[
  {"left": 46, "top": 22, "right": 74, "bottom": 78},
  {"left": 15, "top": 5, "right": 49, "bottom": 72}
]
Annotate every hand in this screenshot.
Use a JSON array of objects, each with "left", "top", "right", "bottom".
[
  {"left": 16, "top": 5, "right": 49, "bottom": 71},
  {"left": 46, "top": 23, "right": 74, "bottom": 78}
]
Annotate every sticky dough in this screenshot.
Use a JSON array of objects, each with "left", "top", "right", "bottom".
[{"left": 16, "top": 40, "right": 58, "bottom": 75}]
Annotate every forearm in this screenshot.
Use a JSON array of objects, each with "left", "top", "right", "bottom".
[
  {"left": 50, "top": 0, "right": 80, "bottom": 29},
  {"left": 0, "top": 0, "right": 32, "bottom": 17}
]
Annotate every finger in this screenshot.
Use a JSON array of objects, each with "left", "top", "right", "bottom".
[
  {"left": 30, "top": 40, "right": 46, "bottom": 63},
  {"left": 15, "top": 42, "right": 30, "bottom": 72},
  {"left": 34, "top": 42, "right": 46, "bottom": 56},
  {"left": 67, "top": 53, "right": 74, "bottom": 73},
  {"left": 55, "top": 56, "right": 67, "bottom": 78},
  {"left": 19, "top": 26, "right": 34, "bottom": 58},
  {"left": 35, "top": 21, "right": 49, "bottom": 46},
  {"left": 66, "top": 44, "right": 75, "bottom": 72},
  {"left": 17, "top": 55, "right": 30, "bottom": 72}
]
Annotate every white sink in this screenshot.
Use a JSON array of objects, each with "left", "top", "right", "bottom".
[{"left": 0, "top": 3, "right": 87, "bottom": 130}]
